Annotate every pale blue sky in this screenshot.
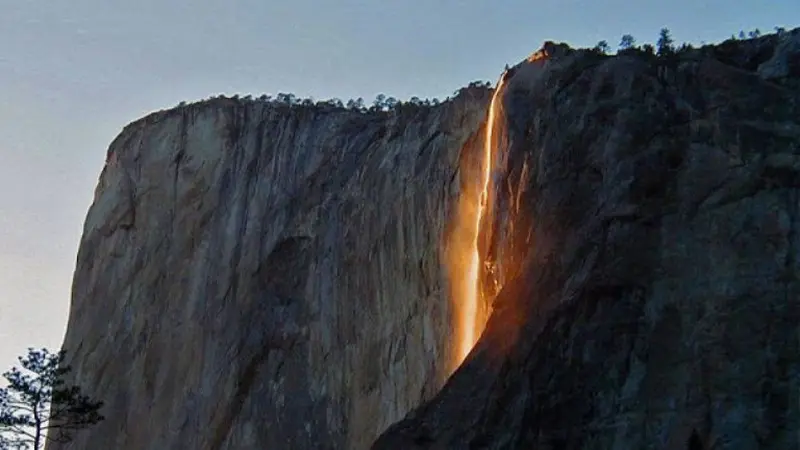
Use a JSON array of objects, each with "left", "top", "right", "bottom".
[{"left": 0, "top": 0, "right": 796, "bottom": 372}]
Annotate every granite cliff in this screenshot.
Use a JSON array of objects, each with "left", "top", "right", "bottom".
[
  {"left": 56, "top": 28, "right": 800, "bottom": 450},
  {"left": 375, "top": 29, "right": 800, "bottom": 449},
  {"left": 55, "top": 89, "right": 491, "bottom": 449}
]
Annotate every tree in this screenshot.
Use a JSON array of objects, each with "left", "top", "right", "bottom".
[
  {"left": 657, "top": 28, "right": 674, "bottom": 56},
  {"left": 0, "top": 348, "right": 103, "bottom": 449},
  {"left": 619, "top": 34, "right": 636, "bottom": 50},
  {"left": 594, "top": 40, "right": 610, "bottom": 54},
  {"left": 748, "top": 29, "right": 761, "bottom": 38},
  {"left": 372, "top": 94, "right": 387, "bottom": 111},
  {"left": 276, "top": 93, "right": 296, "bottom": 105},
  {"left": 738, "top": 30, "right": 746, "bottom": 39}
]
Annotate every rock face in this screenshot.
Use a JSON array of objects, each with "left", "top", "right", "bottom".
[
  {"left": 60, "top": 28, "right": 800, "bottom": 450},
  {"left": 55, "top": 91, "right": 491, "bottom": 450},
  {"left": 375, "top": 30, "right": 800, "bottom": 448}
]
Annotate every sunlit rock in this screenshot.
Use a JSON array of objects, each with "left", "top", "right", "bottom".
[{"left": 55, "top": 92, "right": 491, "bottom": 450}]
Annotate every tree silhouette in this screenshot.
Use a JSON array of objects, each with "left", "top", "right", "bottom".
[
  {"left": 372, "top": 94, "right": 387, "bottom": 111},
  {"left": 657, "top": 28, "right": 674, "bottom": 56},
  {"left": 594, "top": 40, "right": 610, "bottom": 55},
  {"left": 619, "top": 34, "right": 636, "bottom": 50},
  {"left": 0, "top": 348, "right": 103, "bottom": 450},
  {"left": 276, "top": 93, "right": 297, "bottom": 105}
]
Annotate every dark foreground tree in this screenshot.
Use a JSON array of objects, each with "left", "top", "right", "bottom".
[{"left": 0, "top": 348, "right": 103, "bottom": 449}]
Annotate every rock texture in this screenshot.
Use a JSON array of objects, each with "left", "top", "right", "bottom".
[
  {"left": 55, "top": 91, "right": 491, "bottom": 449},
  {"left": 375, "top": 29, "right": 800, "bottom": 449},
  {"left": 59, "top": 28, "right": 800, "bottom": 450}
]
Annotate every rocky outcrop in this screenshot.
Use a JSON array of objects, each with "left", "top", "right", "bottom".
[
  {"left": 56, "top": 91, "right": 491, "bottom": 449},
  {"left": 375, "top": 29, "right": 800, "bottom": 449}
]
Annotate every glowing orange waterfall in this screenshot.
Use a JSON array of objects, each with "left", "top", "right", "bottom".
[{"left": 456, "top": 75, "right": 506, "bottom": 364}]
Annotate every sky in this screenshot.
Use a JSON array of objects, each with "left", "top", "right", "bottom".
[{"left": 0, "top": 0, "right": 796, "bottom": 374}]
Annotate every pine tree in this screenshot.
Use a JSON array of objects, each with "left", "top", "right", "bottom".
[
  {"left": 0, "top": 348, "right": 103, "bottom": 449},
  {"left": 657, "top": 28, "right": 674, "bottom": 56}
]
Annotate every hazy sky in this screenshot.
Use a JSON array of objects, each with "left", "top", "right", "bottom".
[{"left": 0, "top": 0, "right": 796, "bottom": 373}]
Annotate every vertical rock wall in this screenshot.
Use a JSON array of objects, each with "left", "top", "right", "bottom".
[
  {"left": 56, "top": 91, "right": 490, "bottom": 450},
  {"left": 376, "top": 30, "right": 800, "bottom": 449}
]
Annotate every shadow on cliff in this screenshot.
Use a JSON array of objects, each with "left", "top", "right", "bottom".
[{"left": 375, "top": 28, "right": 800, "bottom": 449}]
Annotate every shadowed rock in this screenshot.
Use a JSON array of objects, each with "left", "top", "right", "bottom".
[{"left": 374, "top": 28, "right": 800, "bottom": 450}]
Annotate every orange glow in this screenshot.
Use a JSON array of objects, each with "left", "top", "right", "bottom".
[
  {"left": 456, "top": 75, "right": 506, "bottom": 363},
  {"left": 526, "top": 48, "right": 549, "bottom": 62}
]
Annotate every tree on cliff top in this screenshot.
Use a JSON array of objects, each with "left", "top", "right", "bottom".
[
  {"left": 657, "top": 27, "right": 674, "bottom": 55},
  {"left": 619, "top": 34, "right": 636, "bottom": 50},
  {"left": 0, "top": 348, "right": 104, "bottom": 449},
  {"left": 593, "top": 40, "right": 610, "bottom": 54}
]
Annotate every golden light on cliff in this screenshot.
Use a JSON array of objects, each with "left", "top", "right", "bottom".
[
  {"left": 455, "top": 75, "right": 507, "bottom": 364},
  {"left": 526, "top": 48, "right": 549, "bottom": 62}
]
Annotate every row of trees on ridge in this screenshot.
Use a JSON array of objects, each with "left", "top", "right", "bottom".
[
  {"left": 178, "top": 79, "right": 493, "bottom": 116},
  {"left": 592, "top": 26, "right": 788, "bottom": 57},
  {"left": 169, "top": 26, "right": 791, "bottom": 117}
]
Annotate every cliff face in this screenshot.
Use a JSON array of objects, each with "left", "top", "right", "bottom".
[
  {"left": 57, "top": 91, "right": 490, "bottom": 450},
  {"left": 60, "top": 28, "right": 800, "bottom": 450},
  {"left": 376, "top": 30, "right": 800, "bottom": 448}
]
